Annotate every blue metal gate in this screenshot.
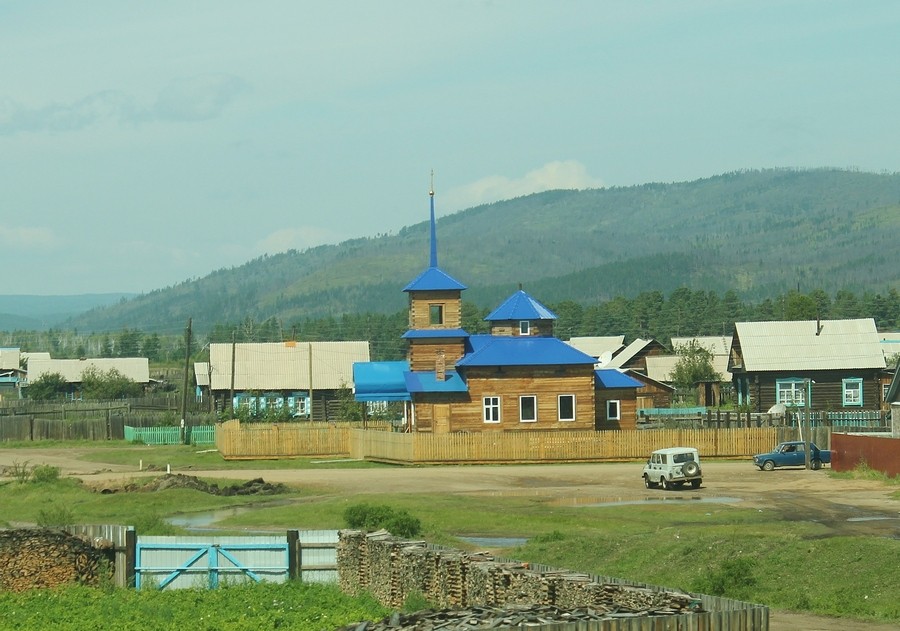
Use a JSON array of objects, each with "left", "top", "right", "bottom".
[{"left": 136, "top": 536, "right": 290, "bottom": 590}]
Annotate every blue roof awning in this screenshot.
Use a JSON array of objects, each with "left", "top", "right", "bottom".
[
  {"left": 595, "top": 369, "right": 643, "bottom": 389},
  {"left": 404, "top": 370, "right": 468, "bottom": 394},
  {"left": 403, "top": 267, "right": 467, "bottom": 292},
  {"left": 353, "top": 361, "right": 411, "bottom": 401}
]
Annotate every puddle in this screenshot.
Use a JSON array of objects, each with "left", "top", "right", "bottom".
[
  {"left": 846, "top": 516, "right": 900, "bottom": 523},
  {"left": 166, "top": 506, "right": 256, "bottom": 528},
  {"left": 457, "top": 536, "right": 528, "bottom": 548},
  {"left": 549, "top": 496, "right": 743, "bottom": 507}
]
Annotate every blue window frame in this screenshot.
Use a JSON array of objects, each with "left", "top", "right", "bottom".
[
  {"left": 776, "top": 378, "right": 807, "bottom": 406},
  {"left": 842, "top": 378, "right": 863, "bottom": 406}
]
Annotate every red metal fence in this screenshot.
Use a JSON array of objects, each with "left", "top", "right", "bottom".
[{"left": 831, "top": 433, "right": 900, "bottom": 477}]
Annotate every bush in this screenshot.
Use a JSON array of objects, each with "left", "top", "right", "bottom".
[
  {"left": 36, "top": 504, "right": 75, "bottom": 527},
  {"left": 343, "top": 503, "right": 422, "bottom": 538},
  {"left": 692, "top": 556, "right": 756, "bottom": 598},
  {"left": 31, "top": 465, "right": 61, "bottom": 484}
]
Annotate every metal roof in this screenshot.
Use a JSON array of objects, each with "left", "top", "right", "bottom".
[
  {"left": 733, "top": 319, "right": 885, "bottom": 371},
  {"left": 606, "top": 338, "right": 654, "bottom": 368},
  {"left": 485, "top": 290, "right": 557, "bottom": 321},
  {"left": 194, "top": 362, "right": 210, "bottom": 387},
  {"left": 566, "top": 336, "right": 625, "bottom": 360},
  {"left": 670, "top": 336, "right": 733, "bottom": 355},
  {"left": 209, "top": 341, "right": 370, "bottom": 391},
  {"left": 27, "top": 357, "right": 150, "bottom": 383},
  {"left": 595, "top": 369, "right": 643, "bottom": 389},
  {"left": 456, "top": 336, "right": 597, "bottom": 367},
  {"left": 404, "top": 370, "right": 468, "bottom": 393},
  {"left": 353, "top": 361, "right": 411, "bottom": 401},
  {"left": 0, "top": 348, "right": 20, "bottom": 371},
  {"left": 402, "top": 266, "right": 467, "bottom": 292}
]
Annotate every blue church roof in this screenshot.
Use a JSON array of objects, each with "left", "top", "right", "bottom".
[
  {"left": 403, "top": 266, "right": 467, "bottom": 292},
  {"left": 595, "top": 369, "right": 643, "bottom": 389},
  {"left": 457, "top": 336, "right": 596, "bottom": 367},
  {"left": 353, "top": 361, "right": 412, "bottom": 401},
  {"left": 485, "top": 290, "right": 557, "bottom": 321},
  {"left": 404, "top": 370, "right": 468, "bottom": 393}
]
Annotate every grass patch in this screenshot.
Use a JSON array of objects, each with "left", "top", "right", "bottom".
[{"left": 0, "top": 581, "right": 391, "bottom": 631}]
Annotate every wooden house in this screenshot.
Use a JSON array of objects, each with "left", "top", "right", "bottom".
[
  {"left": 728, "top": 319, "right": 886, "bottom": 413},
  {"left": 0, "top": 348, "right": 24, "bottom": 400},
  {"left": 353, "top": 188, "right": 641, "bottom": 432},
  {"left": 606, "top": 337, "right": 668, "bottom": 373},
  {"left": 25, "top": 356, "right": 150, "bottom": 399},
  {"left": 204, "top": 341, "right": 370, "bottom": 420}
]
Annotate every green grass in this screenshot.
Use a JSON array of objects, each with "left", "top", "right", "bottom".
[{"left": 0, "top": 581, "right": 392, "bottom": 631}]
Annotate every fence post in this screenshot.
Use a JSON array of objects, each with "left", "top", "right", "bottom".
[
  {"left": 287, "top": 530, "right": 300, "bottom": 581},
  {"left": 125, "top": 527, "right": 137, "bottom": 588}
]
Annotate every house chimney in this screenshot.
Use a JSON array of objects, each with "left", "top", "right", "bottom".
[{"left": 435, "top": 350, "right": 446, "bottom": 381}]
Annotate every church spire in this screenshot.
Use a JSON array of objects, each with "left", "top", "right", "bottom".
[{"left": 429, "top": 170, "right": 438, "bottom": 268}]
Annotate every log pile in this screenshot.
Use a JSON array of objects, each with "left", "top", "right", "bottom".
[
  {"left": 336, "top": 530, "right": 704, "bottom": 622},
  {"left": 0, "top": 528, "right": 113, "bottom": 593},
  {"left": 336, "top": 602, "right": 693, "bottom": 631}
]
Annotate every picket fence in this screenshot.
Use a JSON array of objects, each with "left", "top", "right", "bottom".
[{"left": 124, "top": 425, "right": 216, "bottom": 446}]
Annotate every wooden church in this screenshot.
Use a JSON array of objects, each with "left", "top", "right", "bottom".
[{"left": 353, "top": 185, "right": 641, "bottom": 433}]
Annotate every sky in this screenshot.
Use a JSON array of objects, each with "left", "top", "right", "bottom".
[{"left": 3, "top": 1, "right": 899, "bottom": 296}]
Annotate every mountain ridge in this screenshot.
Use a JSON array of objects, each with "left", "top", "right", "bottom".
[{"left": 13, "top": 168, "right": 900, "bottom": 334}]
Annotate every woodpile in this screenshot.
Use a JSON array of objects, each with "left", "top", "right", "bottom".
[
  {"left": 336, "top": 530, "right": 705, "bottom": 622},
  {"left": 336, "top": 602, "right": 695, "bottom": 631},
  {"left": 0, "top": 528, "right": 114, "bottom": 593}
]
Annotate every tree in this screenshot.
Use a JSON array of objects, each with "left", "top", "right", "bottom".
[
  {"left": 26, "top": 372, "right": 68, "bottom": 401},
  {"left": 80, "top": 367, "right": 143, "bottom": 400},
  {"left": 670, "top": 340, "right": 721, "bottom": 392}
]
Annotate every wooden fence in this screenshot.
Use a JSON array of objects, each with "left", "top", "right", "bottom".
[
  {"left": 218, "top": 422, "right": 823, "bottom": 464},
  {"left": 0, "top": 413, "right": 217, "bottom": 442}
]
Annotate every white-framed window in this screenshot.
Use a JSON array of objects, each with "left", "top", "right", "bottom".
[
  {"left": 519, "top": 395, "right": 537, "bottom": 422},
  {"left": 842, "top": 378, "right": 863, "bottom": 406},
  {"left": 429, "top": 304, "right": 444, "bottom": 325},
  {"left": 558, "top": 394, "right": 576, "bottom": 421},
  {"left": 519, "top": 320, "right": 530, "bottom": 335},
  {"left": 776, "top": 379, "right": 806, "bottom": 405},
  {"left": 606, "top": 399, "right": 620, "bottom": 421},
  {"left": 483, "top": 396, "right": 501, "bottom": 423}
]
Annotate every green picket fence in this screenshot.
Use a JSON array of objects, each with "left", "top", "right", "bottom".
[{"left": 124, "top": 425, "right": 216, "bottom": 445}]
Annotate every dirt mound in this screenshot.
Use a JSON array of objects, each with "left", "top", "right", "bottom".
[{"left": 119, "top": 474, "right": 288, "bottom": 496}]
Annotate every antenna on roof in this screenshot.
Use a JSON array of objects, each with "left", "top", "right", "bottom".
[{"left": 429, "top": 170, "right": 438, "bottom": 268}]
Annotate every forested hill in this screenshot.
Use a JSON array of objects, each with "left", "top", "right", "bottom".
[{"left": 65, "top": 168, "right": 900, "bottom": 334}]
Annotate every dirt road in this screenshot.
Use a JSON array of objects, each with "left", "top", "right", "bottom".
[{"left": 2, "top": 448, "right": 899, "bottom": 631}]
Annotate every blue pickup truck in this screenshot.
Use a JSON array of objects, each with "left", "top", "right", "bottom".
[{"left": 753, "top": 441, "right": 831, "bottom": 471}]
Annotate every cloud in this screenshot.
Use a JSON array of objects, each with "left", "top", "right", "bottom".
[
  {"left": 0, "top": 226, "right": 59, "bottom": 248},
  {"left": 152, "top": 74, "right": 249, "bottom": 122},
  {"left": 0, "top": 91, "right": 135, "bottom": 135},
  {"left": 0, "top": 73, "right": 248, "bottom": 135},
  {"left": 255, "top": 226, "right": 340, "bottom": 254},
  {"left": 445, "top": 161, "right": 605, "bottom": 211}
]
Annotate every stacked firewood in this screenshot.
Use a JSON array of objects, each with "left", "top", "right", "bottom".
[
  {"left": 336, "top": 530, "right": 704, "bottom": 618},
  {"left": 0, "top": 529, "right": 112, "bottom": 593}
]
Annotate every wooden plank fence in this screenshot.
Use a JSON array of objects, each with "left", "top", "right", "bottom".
[{"left": 218, "top": 422, "right": 816, "bottom": 464}]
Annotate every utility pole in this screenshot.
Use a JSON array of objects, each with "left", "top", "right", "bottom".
[
  {"left": 230, "top": 331, "right": 236, "bottom": 415},
  {"left": 180, "top": 318, "right": 192, "bottom": 444},
  {"left": 804, "top": 378, "right": 812, "bottom": 470}
]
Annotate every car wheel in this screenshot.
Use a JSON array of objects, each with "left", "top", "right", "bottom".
[
  {"left": 762, "top": 460, "right": 775, "bottom": 471},
  {"left": 660, "top": 476, "right": 669, "bottom": 490},
  {"left": 691, "top": 479, "right": 701, "bottom": 489},
  {"left": 811, "top": 459, "right": 822, "bottom": 470},
  {"left": 644, "top": 475, "right": 655, "bottom": 489},
  {"left": 683, "top": 461, "right": 700, "bottom": 477}
]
